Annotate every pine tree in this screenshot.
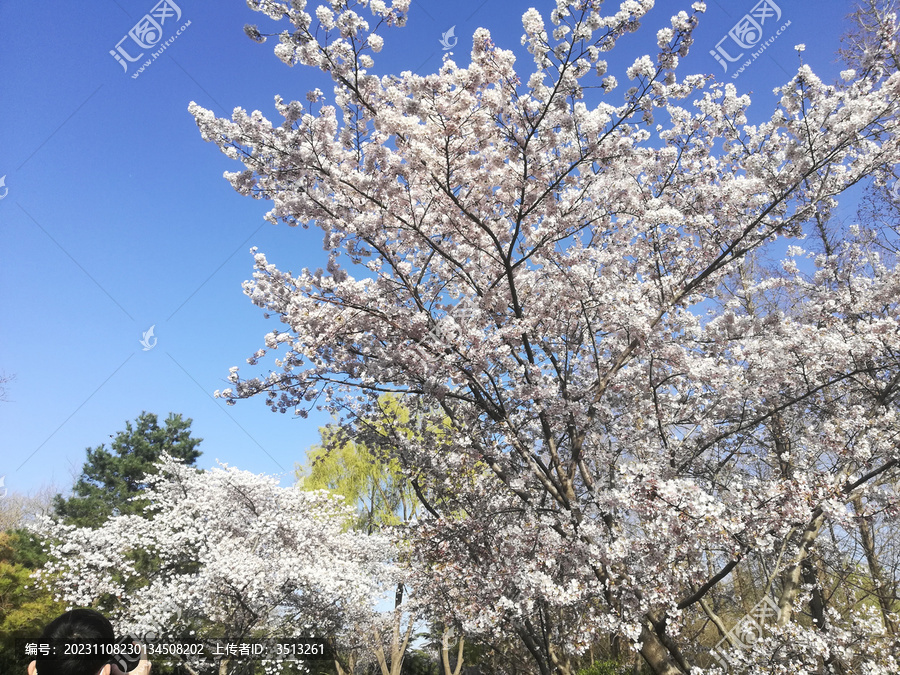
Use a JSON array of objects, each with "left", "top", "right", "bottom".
[{"left": 53, "top": 412, "right": 202, "bottom": 527}]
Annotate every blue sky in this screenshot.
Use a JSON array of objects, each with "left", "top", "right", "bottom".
[{"left": 1, "top": 0, "right": 859, "bottom": 499}]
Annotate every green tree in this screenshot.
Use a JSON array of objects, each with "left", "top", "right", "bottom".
[
  {"left": 0, "top": 530, "right": 66, "bottom": 674},
  {"left": 0, "top": 484, "right": 64, "bottom": 673},
  {"left": 297, "top": 418, "right": 419, "bottom": 535},
  {"left": 53, "top": 412, "right": 202, "bottom": 527}
]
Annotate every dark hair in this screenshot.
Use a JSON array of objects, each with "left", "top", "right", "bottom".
[{"left": 34, "top": 609, "right": 115, "bottom": 675}]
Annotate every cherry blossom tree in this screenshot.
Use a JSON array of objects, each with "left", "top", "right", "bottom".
[
  {"left": 190, "top": 0, "right": 900, "bottom": 672},
  {"left": 32, "top": 455, "right": 397, "bottom": 675}
]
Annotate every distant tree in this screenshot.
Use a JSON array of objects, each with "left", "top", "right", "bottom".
[
  {"left": 0, "top": 483, "right": 57, "bottom": 535},
  {"left": 0, "top": 482, "right": 66, "bottom": 672},
  {"left": 840, "top": 0, "right": 900, "bottom": 76},
  {"left": 0, "top": 371, "right": 13, "bottom": 402},
  {"left": 297, "top": 395, "right": 422, "bottom": 534},
  {"left": 0, "top": 530, "right": 65, "bottom": 674},
  {"left": 53, "top": 412, "right": 202, "bottom": 527},
  {"left": 400, "top": 650, "right": 439, "bottom": 675}
]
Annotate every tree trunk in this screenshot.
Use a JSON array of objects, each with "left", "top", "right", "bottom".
[
  {"left": 853, "top": 495, "right": 898, "bottom": 634},
  {"left": 777, "top": 510, "right": 825, "bottom": 626},
  {"left": 335, "top": 651, "right": 356, "bottom": 675},
  {"left": 800, "top": 555, "right": 826, "bottom": 629},
  {"left": 441, "top": 625, "right": 465, "bottom": 675},
  {"left": 373, "top": 599, "right": 415, "bottom": 675},
  {"left": 638, "top": 618, "right": 688, "bottom": 675}
]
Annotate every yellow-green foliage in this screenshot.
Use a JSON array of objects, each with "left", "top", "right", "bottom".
[
  {"left": 0, "top": 530, "right": 65, "bottom": 673},
  {"left": 296, "top": 395, "right": 425, "bottom": 533}
]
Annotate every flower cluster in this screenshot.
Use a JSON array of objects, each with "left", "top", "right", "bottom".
[{"left": 33, "top": 455, "right": 397, "bottom": 671}]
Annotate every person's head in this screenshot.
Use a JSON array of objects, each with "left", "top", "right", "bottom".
[{"left": 27, "top": 609, "right": 116, "bottom": 675}]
